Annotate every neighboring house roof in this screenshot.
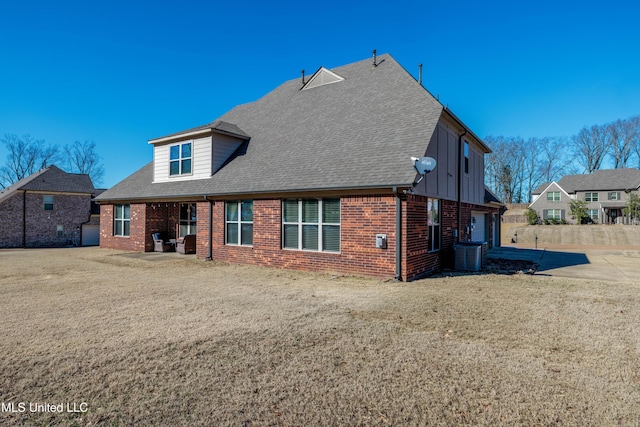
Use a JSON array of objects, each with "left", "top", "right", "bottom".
[
  {"left": 557, "top": 168, "right": 640, "bottom": 193},
  {"left": 531, "top": 182, "right": 551, "bottom": 195},
  {"left": 98, "top": 53, "right": 487, "bottom": 202},
  {"left": 529, "top": 181, "right": 573, "bottom": 209},
  {"left": 0, "top": 165, "right": 95, "bottom": 204}
]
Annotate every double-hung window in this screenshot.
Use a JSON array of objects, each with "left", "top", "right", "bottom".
[
  {"left": 226, "top": 201, "right": 253, "bottom": 245},
  {"left": 545, "top": 209, "right": 562, "bottom": 220},
  {"left": 169, "top": 142, "right": 192, "bottom": 176},
  {"left": 283, "top": 198, "right": 340, "bottom": 252},
  {"left": 427, "top": 198, "right": 440, "bottom": 252},
  {"left": 43, "top": 195, "right": 54, "bottom": 210},
  {"left": 585, "top": 192, "right": 598, "bottom": 202},
  {"left": 608, "top": 192, "right": 620, "bottom": 200},
  {"left": 179, "top": 203, "right": 197, "bottom": 237},
  {"left": 587, "top": 209, "right": 599, "bottom": 220},
  {"left": 547, "top": 191, "right": 560, "bottom": 202},
  {"left": 114, "top": 204, "right": 130, "bottom": 237}
]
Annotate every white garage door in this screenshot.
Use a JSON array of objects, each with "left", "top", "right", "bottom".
[
  {"left": 82, "top": 224, "right": 100, "bottom": 246},
  {"left": 471, "top": 212, "right": 486, "bottom": 243}
]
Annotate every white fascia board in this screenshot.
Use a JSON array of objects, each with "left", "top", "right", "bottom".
[
  {"left": 148, "top": 128, "right": 210, "bottom": 145},
  {"left": 529, "top": 181, "right": 572, "bottom": 208}
]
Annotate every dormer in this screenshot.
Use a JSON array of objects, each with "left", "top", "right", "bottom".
[{"left": 149, "top": 121, "right": 249, "bottom": 183}]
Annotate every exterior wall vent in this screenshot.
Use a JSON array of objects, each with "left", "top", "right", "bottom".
[{"left": 301, "top": 67, "right": 345, "bottom": 90}]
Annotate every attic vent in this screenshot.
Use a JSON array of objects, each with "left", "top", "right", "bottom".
[{"left": 301, "top": 67, "right": 344, "bottom": 90}]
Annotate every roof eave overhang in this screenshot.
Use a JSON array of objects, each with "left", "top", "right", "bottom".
[
  {"left": 148, "top": 128, "right": 211, "bottom": 145},
  {"left": 96, "top": 183, "right": 415, "bottom": 203}
]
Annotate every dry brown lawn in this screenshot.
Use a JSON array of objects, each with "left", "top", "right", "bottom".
[{"left": 1, "top": 247, "right": 639, "bottom": 426}]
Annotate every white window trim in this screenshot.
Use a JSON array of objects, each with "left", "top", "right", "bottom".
[
  {"left": 113, "top": 204, "right": 130, "bottom": 237},
  {"left": 282, "top": 199, "right": 340, "bottom": 253},
  {"left": 547, "top": 191, "right": 561, "bottom": 202},
  {"left": 225, "top": 201, "right": 253, "bottom": 246},
  {"left": 179, "top": 203, "right": 197, "bottom": 238},
  {"left": 546, "top": 209, "right": 562, "bottom": 220},
  {"left": 428, "top": 198, "right": 441, "bottom": 253},
  {"left": 169, "top": 141, "right": 193, "bottom": 177},
  {"left": 585, "top": 192, "right": 599, "bottom": 202}
]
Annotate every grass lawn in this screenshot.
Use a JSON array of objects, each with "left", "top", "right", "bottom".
[{"left": 1, "top": 247, "right": 639, "bottom": 426}]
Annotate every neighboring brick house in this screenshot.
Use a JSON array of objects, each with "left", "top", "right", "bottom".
[
  {"left": 0, "top": 165, "right": 99, "bottom": 247},
  {"left": 96, "top": 53, "right": 501, "bottom": 280},
  {"left": 530, "top": 168, "right": 640, "bottom": 224}
]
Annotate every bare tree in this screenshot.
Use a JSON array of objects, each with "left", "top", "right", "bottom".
[
  {"left": 484, "top": 136, "right": 528, "bottom": 203},
  {"left": 63, "top": 140, "right": 104, "bottom": 185},
  {"left": 608, "top": 117, "right": 638, "bottom": 168},
  {"left": 572, "top": 124, "right": 609, "bottom": 173},
  {"left": 537, "top": 136, "right": 571, "bottom": 183},
  {"left": 0, "top": 134, "right": 59, "bottom": 188}
]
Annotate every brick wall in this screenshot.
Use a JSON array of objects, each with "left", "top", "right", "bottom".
[
  {"left": 0, "top": 192, "right": 25, "bottom": 248},
  {"left": 206, "top": 196, "right": 399, "bottom": 279},
  {"left": 100, "top": 203, "right": 147, "bottom": 252},
  {"left": 0, "top": 192, "right": 91, "bottom": 248},
  {"left": 99, "top": 196, "right": 501, "bottom": 280}
]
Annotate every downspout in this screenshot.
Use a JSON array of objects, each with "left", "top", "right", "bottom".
[
  {"left": 457, "top": 129, "right": 468, "bottom": 243},
  {"left": 394, "top": 186, "right": 402, "bottom": 281},
  {"left": 22, "top": 190, "right": 26, "bottom": 248},
  {"left": 205, "top": 196, "right": 213, "bottom": 260}
]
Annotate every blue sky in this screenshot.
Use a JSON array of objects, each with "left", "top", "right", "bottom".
[{"left": 1, "top": 0, "right": 639, "bottom": 187}]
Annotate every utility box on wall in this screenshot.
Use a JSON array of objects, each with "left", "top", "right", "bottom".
[{"left": 376, "top": 234, "right": 387, "bottom": 249}]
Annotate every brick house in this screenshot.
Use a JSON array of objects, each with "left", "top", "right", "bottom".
[
  {"left": 530, "top": 168, "right": 640, "bottom": 224},
  {"left": 0, "top": 165, "right": 99, "bottom": 247},
  {"left": 97, "top": 53, "right": 501, "bottom": 280}
]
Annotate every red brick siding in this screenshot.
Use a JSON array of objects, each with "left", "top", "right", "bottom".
[
  {"left": 403, "top": 195, "right": 440, "bottom": 280},
  {"left": 206, "top": 196, "right": 398, "bottom": 279},
  {"left": 0, "top": 192, "right": 24, "bottom": 248},
  {"left": 100, "top": 203, "right": 146, "bottom": 252},
  {"left": 0, "top": 192, "right": 91, "bottom": 248},
  {"left": 99, "top": 196, "right": 500, "bottom": 280}
]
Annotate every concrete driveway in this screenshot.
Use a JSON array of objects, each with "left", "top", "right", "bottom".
[{"left": 489, "top": 245, "right": 640, "bottom": 284}]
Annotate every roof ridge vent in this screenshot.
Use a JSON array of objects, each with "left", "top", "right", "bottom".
[{"left": 301, "top": 66, "right": 344, "bottom": 90}]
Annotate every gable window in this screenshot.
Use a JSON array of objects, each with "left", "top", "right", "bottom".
[
  {"left": 547, "top": 191, "right": 561, "bottom": 201},
  {"left": 226, "top": 200, "right": 253, "bottom": 246},
  {"left": 427, "top": 198, "right": 440, "bottom": 252},
  {"left": 179, "top": 203, "right": 197, "bottom": 237},
  {"left": 283, "top": 198, "right": 340, "bottom": 252},
  {"left": 464, "top": 141, "right": 469, "bottom": 174},
  {"left": 169, "top": 142, "right": 192, "bottom": 176},
  {"left": 114, "top": 204, "right": 130, "bottom": 237},
  {"left": 608, "top": 192, "right": 620, "bottom": 200},
  {"left": 585, "top": 192, "right": 598, "bottom": 202},
  {"left": 43, "top": 195, "right": 54, "bottom": 210}
]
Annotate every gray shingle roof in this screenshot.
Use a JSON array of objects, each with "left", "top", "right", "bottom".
[
  {"left": 99, "top": 54, "right": 451, "bottom": 201},
  {"left": 0, "top": 165, "right": 95, "bottom": 203},
  {"left": 557, "top": 168, "right": 640, "bottom": 193}
]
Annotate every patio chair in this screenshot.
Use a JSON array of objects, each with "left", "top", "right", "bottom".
[
  {"left": 176, "top": 234, "right": 196, "bottom": 254},
  {"left": 153, "top": 233, "right": 174, "bottom": 252}
]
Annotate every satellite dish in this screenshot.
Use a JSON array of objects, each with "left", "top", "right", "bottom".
[{"left": 411, "top": 156, "right": 437, "bottom": 175}]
